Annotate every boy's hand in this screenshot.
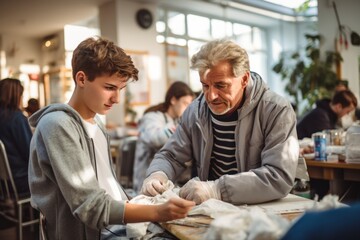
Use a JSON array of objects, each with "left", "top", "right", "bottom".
[{"left": 156, "top": 198, "right": 195, "bottom": 222}]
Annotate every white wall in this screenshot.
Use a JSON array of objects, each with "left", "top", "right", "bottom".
[
  {"left": 0, "top": 34, "right": 41, "bottom": 76},
  {"left": 318, "top": 0, "right": 360, "bottom": 98}
]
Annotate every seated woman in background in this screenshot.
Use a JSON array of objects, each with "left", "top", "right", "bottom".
[
  {"left": 0, "top": 78, "right": 32, "bottom": 196},
  {"left": 133, "top": 81, "right": 195, "bottom": 193}
]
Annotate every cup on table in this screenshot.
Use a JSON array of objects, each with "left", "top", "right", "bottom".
[{"left": 330, "top": 129, "right": 343, "bottom": 145}]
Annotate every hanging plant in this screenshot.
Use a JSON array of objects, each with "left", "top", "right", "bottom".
[{"left": 272, "top": 34, "right": 342, "bottom": 115}]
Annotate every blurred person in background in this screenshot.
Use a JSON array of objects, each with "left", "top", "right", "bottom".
[
  {"left": 296, "top": 90, "right": 357, "bottom": 140},
  {"left": 297, "top": 90, "right": 357, "bottom": 199},
  {"left": 133, "top": 81, "right": 195, "bottom": 193},
  {"left": 0, "top": 78, "right": 32, "bottom": 196},
  {"left": 24, "top": 98, "right": 40, "bottom": 117},
  {"left": 333, "top": 80, "right": 358, "bottom": 129}
]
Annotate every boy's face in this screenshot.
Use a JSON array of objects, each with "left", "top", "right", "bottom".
[{"left": 77, "top": 72, "right": 128, "bottom": 117}]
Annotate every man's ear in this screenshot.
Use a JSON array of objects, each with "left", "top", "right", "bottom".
[{"left": 241, "top": 71, "right": 250, "bottom": 88}]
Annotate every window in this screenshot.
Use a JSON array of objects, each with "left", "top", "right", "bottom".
[
  {"left": 187, "top": 14, "right": 211, "bottom": 39},
  {"left": 156, "top": 8, "right": 268, "bottom": 91},
  {"left": 211, "top": 19, "right": 232, "bottom": 39},
  {"left": 168, "top": 11, "right": 185, "bottom": 35}
]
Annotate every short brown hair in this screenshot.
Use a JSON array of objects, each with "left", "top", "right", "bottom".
[
  {"left": 0, "top": 78, "right": 24, "bottom": 111},
  {"left": 332, "top": 90, "right": 358, "bottom": 108},
  {"left": 71, "top": 37, "right": 139, "bottom": 82}
]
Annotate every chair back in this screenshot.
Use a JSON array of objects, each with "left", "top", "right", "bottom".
[
  {"left": 118, "top": 136, "right": 137, "bottom": 188},
  {"left": 0, "top": 139, "right": 19, "bottom": 201},
  {"left": 295, "top": 157, "right": 309, "bottom": 181},
  {"left": 0, "top": 140, "right": 39, "bottom": 240}
]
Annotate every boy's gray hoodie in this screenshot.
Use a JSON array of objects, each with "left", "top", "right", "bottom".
[{"left": 28, "top": 103, "right": 126, "bottom": 240}]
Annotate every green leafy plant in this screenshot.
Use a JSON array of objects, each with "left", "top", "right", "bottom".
[
  {"left": 125, "top": 90, "right": 137, "bottom": 124},
  {"left": 272, "top": 34, "right": 342, "bottom": 115}
]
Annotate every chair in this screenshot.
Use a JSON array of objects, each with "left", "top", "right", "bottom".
[
  {"left": 115, "top": 136, "right": 138, "bottom": 189},
  {"left": 295, "top": 157, "right": 309, "bottom": 181},
  {"left": 292, "top": 157, "right": 311, "bottom": 199},
  {"left": 0, "top": 140, "right": 39, "bottom": 240}
]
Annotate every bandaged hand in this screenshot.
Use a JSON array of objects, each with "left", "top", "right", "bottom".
[
  {"left": 141, "top": 171, "right": 171, "bottom": 196},
  {"left": 179, "top": 178, "right": 221, "bottom": 205}
]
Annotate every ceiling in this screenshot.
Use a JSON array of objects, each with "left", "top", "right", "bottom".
[
  {"left": 0, "top": 0, "right": 315, "bottom": 39},
  {"left": 0, "top": 0, "right": 111, "bottom": 38}
]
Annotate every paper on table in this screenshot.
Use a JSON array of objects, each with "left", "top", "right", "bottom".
[{"left": 243, "top": 194, "right": 314, "bottom": 215}]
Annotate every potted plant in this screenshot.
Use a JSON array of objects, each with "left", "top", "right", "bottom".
[
  {"left": 272, "top": 34, "right": 342, "bottom": 115},
  {"left": 125, "top": 90, "right": 137, "bottom": 126}
]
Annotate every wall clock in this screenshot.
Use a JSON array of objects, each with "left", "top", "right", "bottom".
[{"left": 136, "top": 9, "right": 153, "bottom": 29}]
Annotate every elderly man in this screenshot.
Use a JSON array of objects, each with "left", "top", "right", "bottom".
[{"left": 141, "top": 39, "right": 299, "bottom": 205}]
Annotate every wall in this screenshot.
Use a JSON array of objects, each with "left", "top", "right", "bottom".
[
  {"left": 0, "top": 34, "right": 41, "bottom": 77},
  {"left": 318, "top": 0, "right": 360, "bottom": 98}
]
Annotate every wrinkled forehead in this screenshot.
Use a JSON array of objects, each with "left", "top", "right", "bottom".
[{"left": 201, "top": 61, "right": 234, "bottom": 80}]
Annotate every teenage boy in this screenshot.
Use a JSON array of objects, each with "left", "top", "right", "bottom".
[{"left": 28, "top": 37, "right": 194, "bottom": 239}]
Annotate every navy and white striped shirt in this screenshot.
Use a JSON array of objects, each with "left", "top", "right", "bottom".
[{"left": 208, "top": 110, "right": 238, "bottom": 180}]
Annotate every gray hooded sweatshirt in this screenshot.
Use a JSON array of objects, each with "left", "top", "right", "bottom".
[
  {"left": 28, "top": 103, "right": 126, "bottom": 240},
  {"left": 146, "top": 72, "right": 299, "bottom": 205}
]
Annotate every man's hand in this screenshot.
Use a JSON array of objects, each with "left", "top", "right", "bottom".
[
  {"left": 179, "top": 178, "right": 221, "bottom": 204},
  {"left": 300, "top": 145, "right": 314, "bottom": 156},
  {"left": 141, "top": 171, "right": 170, "bottom": 196}
]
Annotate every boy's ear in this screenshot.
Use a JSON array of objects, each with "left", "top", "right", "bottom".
[{"left": 75, "top": 71, "right": 86, "bottom": 86}]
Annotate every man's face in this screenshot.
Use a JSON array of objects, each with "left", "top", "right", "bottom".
[
  {"left": 79, "top": 72, "right": 128, "bottom": 116},
  {"left": 200, "top": 61, "right": 248, "bottom": 115}
]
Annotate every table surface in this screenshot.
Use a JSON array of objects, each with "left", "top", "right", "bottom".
[
  {"left": 305, "top": 159, "right": 360, "bottom": 169},
  {"left": 305, "top": 158, "right": 360, "bottom": 199},
  {"left": 161, "top": 194, "right": 314, "bottom": 240}
]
